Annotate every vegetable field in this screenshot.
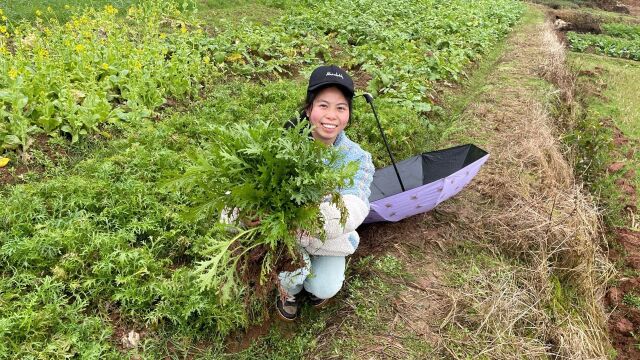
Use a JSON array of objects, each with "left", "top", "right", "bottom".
[
  {"left": 0, "top": 0, "right": 524, "bottom": 358},
  {"left": 567, "top": 19, "right": 640, "bottom": 61}
]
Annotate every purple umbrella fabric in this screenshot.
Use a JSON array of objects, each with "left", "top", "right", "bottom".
[{"left": 364, "top": 144, "right": 489, "bottom": 223}]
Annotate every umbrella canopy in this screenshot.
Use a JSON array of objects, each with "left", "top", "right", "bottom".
[{"left": 364, "top": 144, "right": 489, "bottom": 223}]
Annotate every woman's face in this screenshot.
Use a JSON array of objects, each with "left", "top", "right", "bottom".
[{"left": 306, "top": 86, "right": 350, "bottom": 146}]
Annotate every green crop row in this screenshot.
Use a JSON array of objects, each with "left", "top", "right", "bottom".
[
  {"left": 283, "top": 0, "right": 523, "bottom": 112},
  {"left": 602, "top": 22, "right": 640, "bottom": 41},
  {"left": 0, "top": 0, "right": 319, "bottom": 155},
  {"left": 0, "top": 1, "right": 209, "bottom": 153},
  {"left": 567, "top": 32, "right": 640, "bottom": 61}
]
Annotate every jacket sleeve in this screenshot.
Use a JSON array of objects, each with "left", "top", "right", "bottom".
[
  {"left": 303, "top": 232, "right": 358, "bottom": 256},
  {"left": 318, "top": 194, "right": 369, "bottom": 239},
  {"left": 302, "top": 149, "right": 375, "bottom": 256},
  {"left": 318, "top": 149, "right": 374, "bottom": 238}
]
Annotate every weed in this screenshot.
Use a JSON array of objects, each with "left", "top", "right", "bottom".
[
  {"left": 623, "top": 293, "right": 640, "bottom": 309},
  {"left": 372, "top": 254, "right": 404, "bottom": 276}
]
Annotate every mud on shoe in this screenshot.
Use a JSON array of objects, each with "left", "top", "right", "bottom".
[{"left": 276, "top": 293, "right": 299, "bottom": 321}]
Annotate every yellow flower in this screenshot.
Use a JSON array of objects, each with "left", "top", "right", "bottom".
[
  {"left": 180, "top": 24, "right": 187, "bottom": 34},
  {"left": 37, "top": 48, "right": 49, "bottom": 58},
  {"left": 128, "top": 7, "right": 137, "bottom": 16},
  {"left": 101, "top": 63, "right": 109, "bottom": 70},
  {"left": 2, "top": 16, "right": 8, "bottom": 21},
  {"left": 0, "top": 25, "right": 6, "bottom": 34},
  {"left": 47, "top": 6, "right": 53, "bottom": 12},
  {"left": 44, "top": 28, "right": 51, "bottom": 35},
  {"left": 8, "top": 68, "right": 18, "bottom": 80},
  {"left": 0, "top": 8, "right": 4, "bottom": 16},
  {"left": 104, "top": 5, "right": 118, "bottom": 15},
  {"left": 64, "top": 5, "right": 70, "bottom": 10},
  {"left": 35, "top": 9, "right": 42, "bottom": 17},
  {"left": 159, "top": 33, "right": 167, "bottom": 39},
  {"left": 75, "top": 44, "right": 85, "bottom": 53},
  {"left": 133, "top": 61, "right": 142, "bottom": 70},
  {"left": 203, "top": 55, "right": 210, "bottom": 64}
]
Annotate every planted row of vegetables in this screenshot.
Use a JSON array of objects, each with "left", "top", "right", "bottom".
[
  {"left": 0, "top": 0, "right": 524, "bottom": 358},
  {"left": 567, "top": 22, "right": 640, "bottom": 60},
  {"left": 1, "top": 0, "right": 522, "bottom": 158}
]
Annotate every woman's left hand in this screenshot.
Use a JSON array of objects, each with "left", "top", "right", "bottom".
[{"left": 296, "top": 230, "right": 312, "bottom": 247}]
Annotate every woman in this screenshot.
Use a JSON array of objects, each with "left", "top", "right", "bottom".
[{"left": 276, "top": 65, "right": 375, "bottom": 321}]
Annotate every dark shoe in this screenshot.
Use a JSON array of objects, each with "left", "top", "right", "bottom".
[
  {"left": 276, "top": 293, "right": 299, "bottom": 321},
  {"left": 309, "top": 294, "right": 330, "bottom": 309}
]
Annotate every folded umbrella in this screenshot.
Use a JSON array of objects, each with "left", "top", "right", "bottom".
[{"left": 360, "top": 94, "right": 489, "bottom": 224}]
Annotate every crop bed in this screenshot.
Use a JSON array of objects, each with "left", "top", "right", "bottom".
[{"left": 567, "top": 21, "right": 640, "bottom": 60}]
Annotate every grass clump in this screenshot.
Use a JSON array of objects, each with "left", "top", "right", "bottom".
[
  {"left": 566, "top": 52, "right": 640, "bottom": 225},
  {"left": 623, "top": 293, "right": 640, "bottom": 309}
]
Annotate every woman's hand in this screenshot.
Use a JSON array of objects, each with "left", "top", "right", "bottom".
[
  {"left": 296, "top": 230, "right": 312, "bottom": 247},
  {"left": 240, "top": 212, "right": 262, "bottom": 228},
  {"left": 240, "top": 213, "right": 261, "bottom": 228}
]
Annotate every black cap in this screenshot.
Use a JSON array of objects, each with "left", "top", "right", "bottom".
[{"left": 307, "top": 65, "right": 354, "bottom": 98}]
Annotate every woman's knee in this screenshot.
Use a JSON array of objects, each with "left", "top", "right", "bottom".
[
  {"left": 306, "top": 273, "right": 344, "bottom": 299},
  {"left": 304, "top": 256, "right": 346, "bottom": 299}
]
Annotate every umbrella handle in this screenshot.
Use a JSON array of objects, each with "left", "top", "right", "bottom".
[{"left": 363, "top": 93, "right": 405, "bottom": 192}]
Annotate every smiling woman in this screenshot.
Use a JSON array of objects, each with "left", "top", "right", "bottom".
[
  {"left": 307, "top": 87, "right": 350, "bottom": 144},
  {"left": 275, "top": 65, "right": 375, "bottom": 321},
  {"left": 303, "top": 65, "right": 354, "bottom": 145}
]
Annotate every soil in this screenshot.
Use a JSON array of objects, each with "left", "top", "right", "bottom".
[
  {"left": 0, "top": 134, "right": 52, "bottom": 186},
  {"left": 224, "top": 319, "right": 273, "bottom": 354},
  {"left": 601, "top": 112, "right": 640, "bottom": 360},
  {"left": 606, "top": 236, "right": 640, "bottom": 360},
  {"left": 350, "top": 66, "right": 372, "bottom": 91},
  {"left": 624, "top": 0, "right": 640, "bottom": 16}
]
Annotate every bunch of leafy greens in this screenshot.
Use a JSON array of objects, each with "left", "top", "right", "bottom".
[{"left": 172, "top": 120, "right": 358, "bottom": 301}]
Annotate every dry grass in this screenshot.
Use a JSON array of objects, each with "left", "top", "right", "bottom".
[
  {"left": 432, "top": 14, "right": 614, "bottom": 359},
  {"left": 538, "top": 22, "right": 578, "bottom": 120}
]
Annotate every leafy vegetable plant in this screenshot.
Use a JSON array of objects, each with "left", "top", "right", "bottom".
[{"left": 170, "top": 120, "right": 357, "bottom": 301}]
